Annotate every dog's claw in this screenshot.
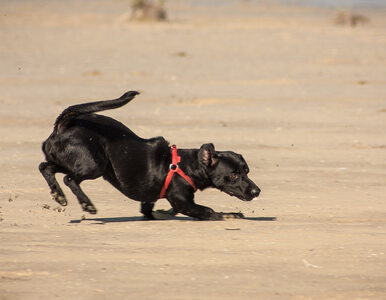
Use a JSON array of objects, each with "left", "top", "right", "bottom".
[
  {"left": 221, "top": 212, "right": 244, "bottom": 220},
  {"left": 209, "top": 212, "right": 224, "bottom": 220}
]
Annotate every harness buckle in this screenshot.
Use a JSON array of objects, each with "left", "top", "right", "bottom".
[{"left": 169, "top": 164, "right": 178, "bottom": 170}]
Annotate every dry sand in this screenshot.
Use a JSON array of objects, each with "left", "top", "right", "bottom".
[{"left": 1, "top": 0, "right": 385, "bottom": 299}]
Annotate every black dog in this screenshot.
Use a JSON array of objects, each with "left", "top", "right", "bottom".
[{"left": 39, "top": 91, "right": 260, "bottom": 220}]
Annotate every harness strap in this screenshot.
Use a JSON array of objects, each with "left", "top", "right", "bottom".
[{"left": 159, "top": 145, "right": 197, "bottom": 199}]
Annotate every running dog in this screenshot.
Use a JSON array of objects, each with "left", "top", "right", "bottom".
[{"left": 39, "top": 91, "right": 260, "bottom": 220}]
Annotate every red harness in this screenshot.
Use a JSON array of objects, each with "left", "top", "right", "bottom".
[{"left": 159, "top": 145, "right": 197, "bottom": 199}]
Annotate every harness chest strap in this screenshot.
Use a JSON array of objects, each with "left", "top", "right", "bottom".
[{"left": 159, "top": 145, "right": 197, "bottom": 199}]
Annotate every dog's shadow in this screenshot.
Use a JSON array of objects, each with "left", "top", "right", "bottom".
[
  {"left": 70, "top": 216, "right": 189, "bottom": 224},
  {"left": 69, "top": 216, "right": 277, "bottom": 224},
  {"left": 243, "top": 217, "right": 277, "bottom": 221}
]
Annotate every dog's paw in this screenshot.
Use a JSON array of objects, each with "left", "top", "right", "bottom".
[
  {"left": 152, "top": 209, "right": 175, "bottom": 220},
  {"left": 221, "top": 212, "right": 244, "bottom": 220},
  {"left": 51, "top": 192, "right": 68, "bottom": 206},
  {"left": 208, "top": 212, "right": 225, "bottom": 220},
  {"left": 81, "top": 203, "right": 97, "bottom": 214}
]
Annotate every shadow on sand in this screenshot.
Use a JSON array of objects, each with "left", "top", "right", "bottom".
[
  {"left": 69, "top": 216, "right": 277, "bottom": 224},
  {"left": 243, "top": 217, "right": 277, "bottom": 221}
]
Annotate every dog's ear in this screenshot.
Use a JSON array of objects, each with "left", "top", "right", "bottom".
[{"left": 199, "top": 143, "right": 218, "bottom": 167}]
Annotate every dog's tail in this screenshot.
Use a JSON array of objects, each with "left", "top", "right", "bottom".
[{"left": 53, "top": 91, "right": 139, "bottom": 133}]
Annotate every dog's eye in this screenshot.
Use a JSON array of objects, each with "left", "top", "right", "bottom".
[{"left": 231, "top": 173, "right": 239, "bottom": 179}]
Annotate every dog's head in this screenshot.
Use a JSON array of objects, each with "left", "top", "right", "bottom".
[{"left": 199, "top": 143, "right": 260, "bottom": 201}]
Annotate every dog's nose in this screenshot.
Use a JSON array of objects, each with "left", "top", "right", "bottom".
[{"left": 250, "top": 187, "right": 260, "bottom": 198}]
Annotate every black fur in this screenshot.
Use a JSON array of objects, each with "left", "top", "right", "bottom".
[{"left": 39, "top": 91, "right": 260, "bottom": 220}]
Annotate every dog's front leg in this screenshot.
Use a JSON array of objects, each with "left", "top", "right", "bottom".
[
  {"left": 167, "top": 193, "right": 224, "bottom": 220},
  {"left": 140, "top": 201, "right": 156, "bottom": 220}
]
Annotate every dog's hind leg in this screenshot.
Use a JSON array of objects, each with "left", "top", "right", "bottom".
[
  {"left": 39, "top": 162, "right": 67, "bottom": 206},
  {"left": 63, "top": 175, "right": 97, "bottom": 214}
]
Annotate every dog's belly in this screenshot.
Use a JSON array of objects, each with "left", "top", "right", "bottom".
[{"left": 103, "top": 140, "right": 169, "bottom": 202}]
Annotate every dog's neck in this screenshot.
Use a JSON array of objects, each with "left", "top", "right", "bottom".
[{"left": 176, "top": 149, "right": 213, "bottom": 191}]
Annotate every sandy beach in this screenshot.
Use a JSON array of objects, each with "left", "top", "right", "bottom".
[{"left": 1, "top": 0, "right": 385, "bottom": 299}]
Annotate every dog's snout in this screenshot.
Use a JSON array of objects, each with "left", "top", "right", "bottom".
[{"left": 250, "top": 187, "right": 260, "bottom": 198}]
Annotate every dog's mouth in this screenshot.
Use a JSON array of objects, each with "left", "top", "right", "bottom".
[
  {"left": 242, "top": 195, "right": 257, "bottom": 202},
  {"left": 218, "top": 183, "right": 260, "bottom": 201},
  {"left": 223, "top": 190, "right": 242, "bottom": 200},
  {"left": 226, "top": 190, "right": 259, "bottom": 202}
]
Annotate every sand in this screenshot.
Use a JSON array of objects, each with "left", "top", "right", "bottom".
[{"left": 1, "top": 0, "right": 385, "bottom": 299}]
